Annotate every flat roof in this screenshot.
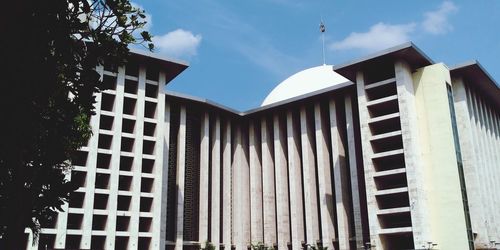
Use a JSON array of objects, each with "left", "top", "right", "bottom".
[
  {"left": 333, "top": 42, "right": 434, "bottom": 81},
  {"left": 450, "top": 60, "right": 500, "bottom": 109},
  {"left": 130, "top": 48, "right": 188, "bottom": 83}
]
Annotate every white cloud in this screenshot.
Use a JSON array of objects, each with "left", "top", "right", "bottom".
[
  {"left": 330, "top": 22, "right": 416, "bottom": 52},
  {"left": 153, "top": 29, "right": 202, "bottom": 58},
  {"left": 422, "top": 1, "right": 458, "bottom": 34}
]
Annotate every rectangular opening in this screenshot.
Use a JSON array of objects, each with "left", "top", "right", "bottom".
[
  {"left": 69, "top": 191, "right": 84, "bottom": 208},
  {"left": 142, "top": 159, "right": 154, "bottom": 173},
  {"left": 67, "top": 213, "right": 84, "bottom": 229},
  {"left": 91, "top": 236, "right": 106, "bottom": 250},
  {"left": 40, "top": 215, "right": 57, "bottom": 229},
  {"left": 141, "top": 177, "right": 154, "bottom": 193},
  {"left": 98, "top": 134, "right": 113, "bottom": 150},
  {"left": 124, "top": 79, "right": 138, "bottom": 94},
  {"left": 93, "top": 193, "right": 109, "bottom": 210},
  {"left": 116, "top": 216, "right": 131, "bottom": 231},
  {"left": 138, "top": 237, "right": 151, "bottom": 250},
  {"left": 121, "top": 137, "right": 135, "bottom": 152},
  {"left": 139, "top": 217, "right": 152, "bottom": 232},
  {"left": 144, "top": 101, "right": 157, "bottom": 119},
  {"left": 380, "top": 234, "right": 414, "bottom": 250},
  {"left": 144, "top": 122, "right": 156, "bottom": 137},
  {"left": 102, "top": 75, "right": 117, "bottom": 90},
  {"left": 125, "top": 61, "right": 139, "bottom": 77},
  {"left": 367, "top": 98, "right": 399, "bottom": 118},
  {"left": 38, "top": 234, "right": 56, "bottom": 250},
  {"left": 376, "top": 192, "right": 410, "bottom": 209},
  {"left": 117, "top": 196, "right": 132, "bottom": 211},
  {"left": 363, "top": 64, "right": 395, "bottom": 85},
  {"left": 373, "top": 153, "right": 406, "bottom": 172},
  {"left": 71, "top": 170, "right": 87, "bottom": 188},
  {"left": 374, "top": 173, "right": 408, "bottom": 190},
  {"left": 140, "top": 197, "right": 153, "bottom": 212},
  {"left": 72, "top": 151, "right": 88, "bottom": 167},
  {"left": 122, "top": 118, "right": 136, "bottom": 134},
  {"left": 96, "top": 153, "right": 111, "bottom": 169},
  {"left": 371, "top": 136, "right": 404, "bottom": 153},
  {"left": 115, "top": 236, "right": 129, "bottom": 250},
  {"left": 143, "top": 140, "right": 155, "bottom": 155},
  {"left": 123, "top": 97, "right": 137, "bottom": 115},
  {"left": 146, "top": 66, "right": 159, "bottom": 81},
  {"left": 99, "top": 115, "right": 114, "bottom": 131},
  {"left": 101, "top": 93, "right": 115, "bottom": 112},
  {"left": 369, "top": 116, "right": 401, "bottom": 135},
  {"left": 118, "top": 176, "right": 133, "bottom": 191},
  {"left": 145, "top": 83, "right": 158, "bottom": 98},
  {"left": 65, "top": 235, "right": 82, "bottom": 249},
  {"left": 92, "top": 214, "right": 108, "bottom": 231},
  {"left": 95, "top": 173, "right": 110, "bottom": 189},
  {"left": 366, "top": 82, "right": 397, "bottom": 101},
  {"left": 379, "top": 212, "right": 412, "bottom": 229},
  {"left": 120, "top": 156, "right": 134, "bottom": 172}
]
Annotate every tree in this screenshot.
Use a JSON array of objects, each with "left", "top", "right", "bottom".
[{"left": 0, "top": 0, "right": 153, "bottom": 248}]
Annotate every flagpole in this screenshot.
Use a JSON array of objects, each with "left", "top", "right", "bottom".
[{"left": 320, "top": 18, "right": 326, "bottom": 65}]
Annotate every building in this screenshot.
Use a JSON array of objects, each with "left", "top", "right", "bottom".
[{"left": 26, "top": 42, "right": 500, "bottom": 250}]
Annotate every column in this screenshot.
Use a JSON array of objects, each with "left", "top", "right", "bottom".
[
  {"left": 175, "top": 106, "right": 187, "bottom": 250},
  {"left": 232, "top": 124, "right": 250, "bottom": 250},
  {"left": 314, "top": 103, "right": 335, "bottom": 250},
  {"left": 158, "top": 99, "right": 171, "bottom": 249},
  {"left": 286, "top": 111, "right": 305, "bottom": 250},
  {"left": 261, "top": 117, "right": 277, "bottom": 246},
  {"left": 329, "top": 100, "right": 351, "bottom": 250},
  {"left": 211, "top": 116, "right": 221, "bottom": 250},
  {"left": 249, "top": 121, "right": 264, "bottom": 243},
  {"left": 395, "top": 60, "right": 430, "bottom": 246},
  {"left": 274, "top": 114, "right": 290, "bottom": 250},
  {"left": 300, "top": 106, "right": 320, "bottom": 244},
  {"left": 199, "top": 112, "right": 210, "bottom": 246},
  {"left": 222, "top": 120, "right": 232, "bottom": 250},
  {"left": 344, "top": 94, "right": 364, "bottom": 249}
]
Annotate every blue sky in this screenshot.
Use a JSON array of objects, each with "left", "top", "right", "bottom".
[{"left": 133, "top": 1, "right": 500, "bottom": 111}]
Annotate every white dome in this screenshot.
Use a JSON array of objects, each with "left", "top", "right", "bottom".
[{"left": 261, "top": 65, "right": 350, "bottom": 106}]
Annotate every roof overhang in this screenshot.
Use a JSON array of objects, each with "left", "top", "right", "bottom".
[
  {"left": 333, "top": 42, "right": 434, "bottom": 82},
  {"left": 450, "top": 60, "right": 500, "bottom": 109},
  {"left": 130, "top": 48, "right": 188, "bottom": 84}
]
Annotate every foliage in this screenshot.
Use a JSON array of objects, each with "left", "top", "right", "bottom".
[
  {"left": 201, "top": 241, "right": 216, "bottom": 250},
  {"left": 0, "top": 0, "right": 152, "bottom": 248},
  {"left": 250, "top": 242, "right": 275, "bottom": 250},
  {"left": 305, "top": 243, "right": 328, "bottom": 250}
]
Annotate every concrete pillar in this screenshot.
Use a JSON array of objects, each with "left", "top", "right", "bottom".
[
  {"left": 222, "top": 120, "right": 232, "bottom": 250},
  {"left": 159, "top": 100, "right": 171, "bottom": 250},
  {"left": 314, "top": 103, "right": 335, "bottom": 250},
  {"left": 344, "top": 94, "right": 364, "bottom": 249},
  {"left": 249, "top": 121, "right": 264, "bottom": 243},
  {"left": 300, "top": 106, "right": 320, "bottom": 244},
  {"left": 286, "top": 110, "right": 305, "bottom": 250},
  {"left": 79, "top": 67, "right": 116, "bottom": 249},
  {"left": 453, "top": 78, "right": 479, "bottom": 241},
  {"left": 199, "top": 112, "right": 210, "bottom": 246},
  {"left": 175, "top": 106, "right": 187, "bottom": 250},
  {"left": 129, "top": 65, "right": 147, "bottom": 249},
  {"left": 328, "top": 100, "right": 351, "bottom": 250},
  {"left": 354, "top": 70, "right": 380, "bottom": 248},
  {"left": 273, "top": 114, "right": 290, "bottom": 250},
  {"left": 232, "top": 124, "right": 250, "bottom": 250},
  {"left": 467, "top": 88, "right": 492, "bottom": 241},
  {"left": 211, "top": 116, "right": 221, "bottom": 250},
  {"left": 261, "top": 117, "right": 277, "bottom": 246},
  {"left": 395, "top": 60, "right": 430, "bottom": 247}
]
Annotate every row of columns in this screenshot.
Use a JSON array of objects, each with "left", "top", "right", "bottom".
[{"left": 169, "top": 94, "right": 364, "bottom": 250}]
